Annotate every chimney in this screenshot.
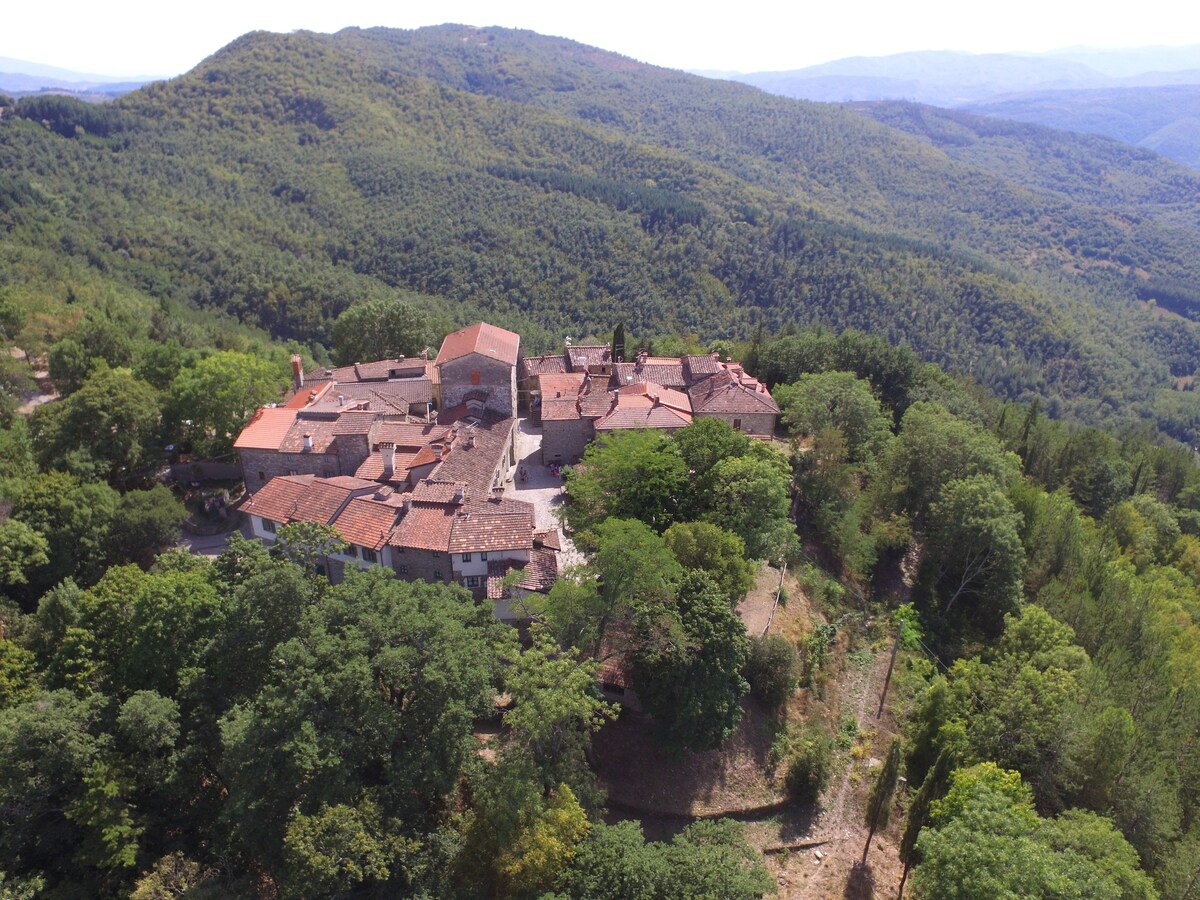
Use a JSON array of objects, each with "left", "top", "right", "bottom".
[
  {"left": 637, "top": 350, "right": 648, "bottom": 368},
  {"left": 402, "top": 496, "right": 413, "bottom": 512},
  {"left": 380, "top": 441, "right": 396, "bottom": 477},
  {"left": 291, "top": 354, "right": 304, "bottom": 390},
  {"left": 453, "top": 487, "right": 465, "bottom": 504},
  {"left": 650, "top": 392, "right": 660, "bottom": 406},
  {"left": 303, "top": 432, "right": 313, "bottom": 452}
]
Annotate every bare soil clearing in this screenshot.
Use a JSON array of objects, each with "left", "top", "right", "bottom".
[{"left": 597, "top": 562, "right": 907, "bottom": 897}]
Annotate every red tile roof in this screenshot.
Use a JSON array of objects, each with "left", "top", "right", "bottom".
[
  {"left": 688, "top": 370, "right": 780, "bottom": 415},
  {"left": 486, "top": 548, "right": 559, "bottom": 598},
  {"left": 593, "top": 383, "right": 694, "bottom": 432},
  {"left": 411, "top": 479, "right": 469, "bottom": 504},
  {"left": 332, "top": 497, "right": 400, "bottom": 550},
  {"left": 449, "top": 512, "right": 535, "bottom": 553},
  {"left": 610, "top": 359, "right": 687, "bottom": 390},
  {"left": 234, "top": 408, "right": 299, "bottom": 450},
  {"left": 435, "top": 322, "right": 521, "bottom": 368},
  {"left": 389, "top": 504, "right": 456, "bottom": 552},
  {"left": 519, "top": 353, "right": 569, "bottom": 379},
  {"left": 242, "top": 474, "right": 315, "bottom": 522},
  {"left": 429, "top": 416, "right": 515, "bottom": 498},
  {"left": 533, "top": 529, "right": 562, "bottom": 550},
  {"left": 542, "top": 397, "right": 583, "bottom": 422},
  {"left": 565, "top": 345, "right": 612, "bottom": 371},
  {"left": 537, "top": 371, "right": 586, "bottom": 398}
]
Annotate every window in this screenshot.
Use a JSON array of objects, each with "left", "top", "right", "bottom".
[
  {"left": 461, "top": 552, "right": 473, "bottom": 563},
  {"left": 466, "top": 576, "right": 480, "bottom": 588},
  {"left": 258, "top": 471, "right": 266, "bottom": 483},
  {"left": 480, "top": 552, "right": 488, "bottom": 561},
  {"left": 346, "top": 545, "right": 359, "bottom": 558},
  {"left": 732, "top": 419, "right": 742, "bottom": 430},
  {"left": 361, "top": 548, "right": 378, "bottom": 564},
  {"left": 433, "top": 570, "right": 443, "bottom": 580},
  {"left": 396, "top": 565, "right": 409, "bottom": 575},
  {"left": 261, "top": 518, "right": 277, "bottom": 534},
  {"left": 470, "top": 370, "right": 481, "bottom": 385}
]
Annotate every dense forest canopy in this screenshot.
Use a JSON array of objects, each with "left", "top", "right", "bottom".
[{"left": 0, "top": 25, "right": 1199, "bottom": 444}]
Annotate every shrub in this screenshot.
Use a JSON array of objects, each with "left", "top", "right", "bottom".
[
  {"left": 785, "top": 724, "right": 836, "bottom": 804},
  {"left": 744, "top": 634, "right": 800, "bottom": 708}
]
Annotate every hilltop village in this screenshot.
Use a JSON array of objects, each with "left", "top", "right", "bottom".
[{"left": 234, "top": 321, "right": 779, "bottom": 614}]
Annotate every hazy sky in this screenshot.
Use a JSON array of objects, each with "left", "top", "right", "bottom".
[{"left": 7, "top": 0, "right": 1200, "bottom": 77}]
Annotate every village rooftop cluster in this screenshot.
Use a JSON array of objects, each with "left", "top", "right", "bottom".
[{"left": 234, "top": 322, "right": 778, "bottom": 612}]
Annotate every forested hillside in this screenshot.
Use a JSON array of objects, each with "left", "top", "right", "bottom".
[{"left": 2, "top": 25, "right": 1200, "bottom": 442}]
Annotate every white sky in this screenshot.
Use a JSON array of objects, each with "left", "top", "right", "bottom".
[{"left": 5, "top": 0, "right": 1200, "bottom": 78}]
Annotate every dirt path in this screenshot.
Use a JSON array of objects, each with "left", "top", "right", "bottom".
[{"left": 766, "top": 642, "right": 904, "bottom": 899}]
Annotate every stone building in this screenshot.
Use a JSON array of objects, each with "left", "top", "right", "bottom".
[{"left": 435, "top": 322, "right": 521, "bottom": 419}]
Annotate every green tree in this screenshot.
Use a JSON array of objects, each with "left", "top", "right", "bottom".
[
  {"left": 30, "top": 366, "right": 162, "bottom": 486},
  {"left": 107, "top": 485, "right": 187, "bottom": 569},
  {"left": 218, "top": 569, "right": 503, "bottom": 875},
  {"left": 921, "top": 474, "right": 1025, "bottom": 629},
  {"left": 662, "top": 521, "right": 756, "bottom": 601},
  {"left": 877, "top": 401, "right": 1018, "bottom": 525},
  {"left": 0, "top": 520, "right": 50, "bottom": 593},
  {"left": 271, "top": 521, "right": 347, "bottom": 575},
  {"left": 330, "top": 295, "right": 444, "bottom": 366},
  {"left": 632, "top": 573, "right": 750, "bottom": 751},
  {"left": 167, "top": 351, "right": 284, "bottom": 457},
  {"left": 743, "top": 634, "right": 799, "bottom": 709},
  {"left": 777, "top": 370, "right": 893, "bottom": 464},
  {"left": 563, "top": 430, "right": 687, "bottom": 534},
  {"left": 703, "top": 450, "right": 794, "bottom": 560}
]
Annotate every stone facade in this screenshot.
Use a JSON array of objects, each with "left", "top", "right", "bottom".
[
  {"left": 439, "top": 355, "right": 518, "bottom": 418},
  {"left": 391, "top": 548, "right": 453, "bottom": 585},
  {"left": 238, "top": 447, "right": 340, "bottom": 490},
  {"left": 697, "top": 410, "right": 778, "bottom": 437},
  {"left": 542, "top": 416, "right": 593, "bottom": 465}
]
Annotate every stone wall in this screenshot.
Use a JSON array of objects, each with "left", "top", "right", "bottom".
[
  {"left": 238, "top": 448, "right": 341, "bottom": 493},
  {"left": 440, "top": 356, "right": 517, "bottom": 418},
  {"left": 391, "top": 548, "right": 453, "bottom": 585},
  {"left": 696, "top": 410, "right": 777, "bottom": 437},
  {"left": 542, "top": 417, "right": 593, "bottom": 464}
]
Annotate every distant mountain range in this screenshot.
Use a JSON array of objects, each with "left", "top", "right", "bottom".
[
  {"left": 729, "top": 47, "right": 1200, "bottom": 168},
  {"left": 3, "top": 26, "right": 1200, "bottom": 444},
  {"left": 0, "top": 56, "right": 156, "bottom": 98}
]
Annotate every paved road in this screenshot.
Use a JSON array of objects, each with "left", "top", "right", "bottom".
[{"left": 506, "top": 418, "right": 584, "bottom": 568}]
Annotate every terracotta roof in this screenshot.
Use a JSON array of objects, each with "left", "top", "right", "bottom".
[
  {"left": 389, "top": 504, "right": 455, "bottom": 552},
  {"left": 542, "top": 397, "right": 583, "bottom": 422},
  {"left": 305, "top": 380, "right": 432, "bottom": 414},
  {"left": 411, "top": 479, "right": 469, "bottom": 504},
  {"left": 593, "top": 382, "right": 693, "bottom": 431},
  {"left": 519, "top": 353, "right": 569, "bottom": 379},
  {"left": 429, "top": 416, "right": 515, "bottom": 497},
  {"left": 234, "top": 408, "right": 299, "bottom": 450},
  {"left": 242, "top": 474, "right": 316, "bottom": 522},
  {"left": 465, "top": 495, "right": 535, "bottom": 521},
  {"left": 284, "top": 382, "right": 333, "bottom": 409},
  {"left": 305, "top": 358, "right": 428, "bottom": 384},
  {"left": 610, "top": 359, "right": 687, "bottom": 390},
  {"left": 533, "top": 529, "right": 562, "bottom": 550},
  {"left": 449, "top": 512, "right": 534, "bottom": 553},
  {"left": 688, "top": 371, "right": 780, "bottom": 415},
  {"left": 375, "top": 422, "right": 448, "bottom": 448},
  {"left": 435, "top": 322, "right": 521, "bottom": 368},
  {"left": 537, "top": 371, "right": 586, "bottom": 398},
  {"left": 331, "top": 497, "right": 400, "bottom": 550},
  {"left": 291, "top": 478, "right": 375, "bottom": 525},
  {"left": 486, "top": 549, "right": 559, "bottom": 599},
  {"left": 683, "top": 354, "right": 723, "bottom": 381},
  {"left": 354, "top": 449, "right": 419, "bottom": 484},
  {"left": 579, "top": 390, "right": 615, "bottom": 418},
  {"left": 566, "top": 345, "right": 612, "bottom": 371}
]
